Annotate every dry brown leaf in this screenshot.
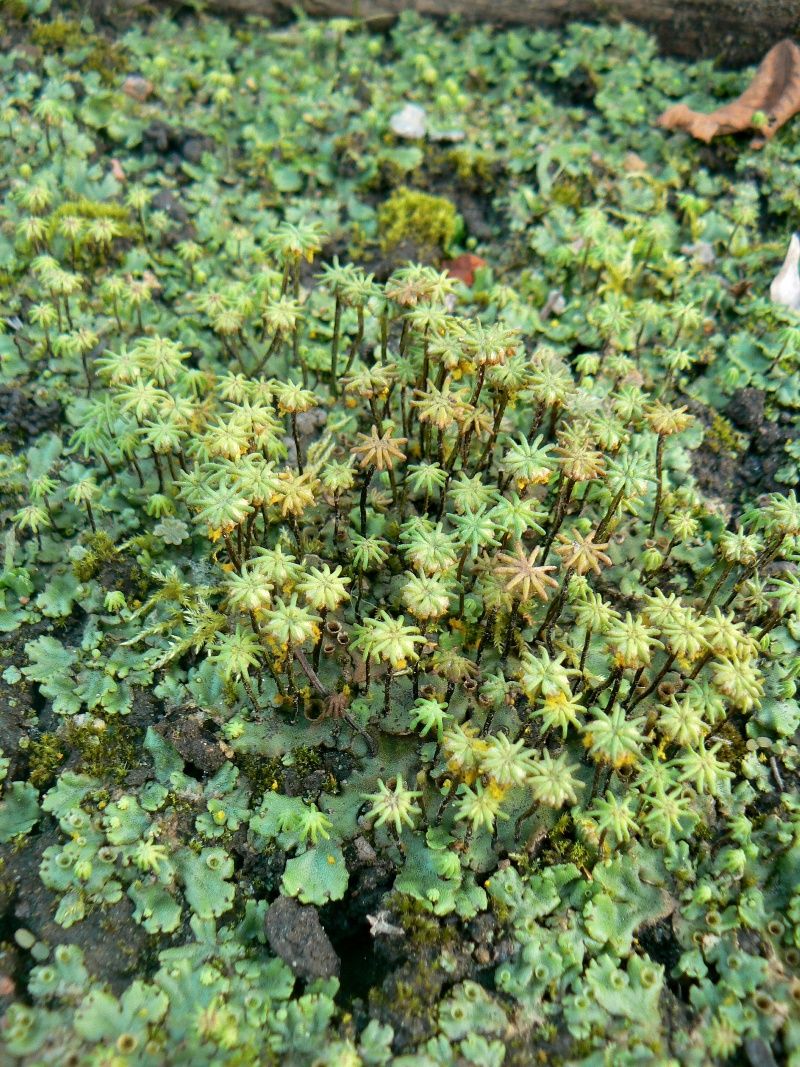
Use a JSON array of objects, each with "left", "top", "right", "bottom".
[
  {"left": 658, "top": 39, "right": 800, "bottom": 144},
  {"left": 442, "top": 253, "right": 487, "bottom": 287},
  {"left": 122, "top": 75, "right": 154, "bottom": 103}
]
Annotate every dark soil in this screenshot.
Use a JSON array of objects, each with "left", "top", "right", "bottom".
[
  {"left": 155, "top": 710, "right": 229, "bottom": 776},
  {"left": 0, "top": 386, "right": 62, "bottom": 451},
  {"left": 2, "top": 826, "right": 153, "bottom": 996},
  {"left": 322, "top": 836, "right": 395, "bottom": 1008},
  {"left": 140, "top": 120, "right": 215, "bottom": 170},
  {"left": 638, "top": 914, "right": 682, "bottom": 975},
  {"left": 0, "top": 621, "right": 54, "bottom": 782},
  {"left": 687, "top": 388, "right": 792, "bottom": 516},
  {"left": 363, "top": 239, "right": 440, "bottom": 282}
]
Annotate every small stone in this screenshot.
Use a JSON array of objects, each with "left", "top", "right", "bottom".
[
  {"left": 680, "top": 241, "right": 716, "bottom": 266},
  {"left": 265, "top": 895, "right": 340, "bottom": 981},
  {"left": 353, "top": 835, "right": 378, "bottom": 864},
  {"left": 540, "top": 289, "right": 566, "bottom": 320},
  {"left": 122, "top": 76, "right": 154, "bottom": 103},
  {"left": 389, "top": 103, "right": 426, "bottom": 139},
  {"left": 296, "top": 407, "right": 327, "bottom": 436},
  {"left": 182, "top": 138, "right": 208, "bottom": 164},
  {"left": 429, "top": 126, "right": 465, "bottom": 142}
]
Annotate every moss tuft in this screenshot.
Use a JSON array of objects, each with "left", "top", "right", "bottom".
[
  {"left": 446, "top": 146, "right": 495, "bottom": 185},
  {"left": 27, "top": 732, "right": 66, "bottom": 788},
  {"left": 30, "top": 19, "right": 129, "bottom": 83},
  {"left": 63, "top": 720, "right": 139, "bottom": 784},
  {"left": 72, "top": 532, "right": 118, "bottom": 582},
  {"left": 714, "top": 719, "right": 748, "bottom": 772},
  {"left": 290, "top": 743, "right": 323, "bottom": 777},
  {"left": 387, "top": 892, "right": 458, "bottom": 950},
  {"left": 235, "top": 752, "right": 284, "bottom": 796},
  {"left": 378, "top": 186, "right": 459, "bottom": 253},
  {"left": 705, "top": 414, "right": 744, "bottom": 457}
]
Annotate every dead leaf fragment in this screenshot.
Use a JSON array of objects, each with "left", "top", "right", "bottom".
[
  {"left": 442, "top": 253, "right": 486, "bottom": 287},
  {"left": 657, "top": 39, "right": 800, "bottom": 144},
  {"left": 122, "top": 75, "right": 154, "bottom": 103},
  {"left": 141, "top": 270, "right": 162, "bottom": 295},
  {"left": 728, "top": 279, "right": 753, "bottom": 300}
]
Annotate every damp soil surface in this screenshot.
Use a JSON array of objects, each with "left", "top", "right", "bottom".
[{"left": 688, "top": 387, "right": 793, "bottom": 518}]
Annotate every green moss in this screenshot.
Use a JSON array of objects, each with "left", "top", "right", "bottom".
[
  {"left": 693, "top": 819, "right": 714, "bottom": 842},
  {"left": 162, "top": 792, "right": 198, "bottom": 819},
  {"left": 715, "top": 719, "right": 747, "bottom": 772},
  {"left": 378, "top": 186, "right": 459, "bottom": 253},
  {"left": 387, "top": 892, "right": 458, "bottom": 950},
  {"left": 31, "top": 18, "right": 85, "bottom": 49},
  {"left": 50, "top": 200, "right": 131, "bottom": 224},
  {"left": 283, "top": 744, "right": 340, "bottom": 798},
  {"left": 30, "top": 19, "right": 129, "bottom": 83},
  {"left": 0, "top": 0, "right": 27, "bottom": 20},
  {"left": 568, "top": 841, "right": 590, "bottom": 867},
  {"left": 82, "top": 43, "right": 130, "bottom": 83},
  {"left": 71, "top": 532, "right": 118, "bottom": 582},
  {"left": 290, "top": 744, "right": 323, "bottom": 777},
  {"left": 235, "top": 752, "right": 284, "bottom": 796},
  {"left": 63, "top": 721, "right": 138, "bottom": 784},
  {"left": 368, "top": 957, "right": 449, "bottom": 1032},
  {"left": 547, "top": 813, "right": 573, "bottom": 853},
  {"left": 705, "top": 414, "right": 744, "bottom": 457},
  {"left": 27, "top": 732, "right": 66, "bottom": 789},
  {"left": 490, "top": 898, "right": 512, "bottom": 926},
  {"left": 222, "top": 679, "right": 241, "bottom": 706},
  {"left": 537, "top": 813, "right": 591, "bottom": 868},
  {"left": 552, "top": 177, "right": 585, "bottom": 208},
  {"left": 447, "top": 146, "right": 495, "bottom": 185}
]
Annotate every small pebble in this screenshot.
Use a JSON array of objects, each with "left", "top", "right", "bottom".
[{"left": 389, "top": 103, "right": 426, "bottom": 139}]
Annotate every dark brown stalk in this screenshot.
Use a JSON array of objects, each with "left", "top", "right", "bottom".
[
  {"left": 648, "top": 433, "right": 665, "bottom": 538},
  {"left": 359, "top": 466, "right": 374, "bottom": 537}
]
